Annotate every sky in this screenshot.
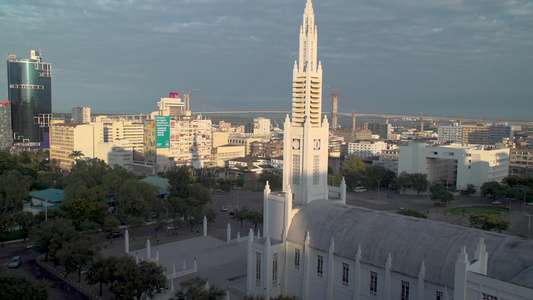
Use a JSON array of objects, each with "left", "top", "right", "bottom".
[{"left": 1, "top": 0, "right": 532, "bottom": 121}]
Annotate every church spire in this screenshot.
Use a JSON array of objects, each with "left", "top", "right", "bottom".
[
  {"left": 284, "top": 0, "right": 328, "bottom": 205},
  {"left": 293, "top": 0, "right": 322, "bottom": 127}
]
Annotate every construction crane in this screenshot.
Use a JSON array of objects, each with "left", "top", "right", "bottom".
[
  {"left": 326, "top": 86, "right": 340, "bottom": 129},
  {"left": 449, "top": 113, "right": 467, "bottom": 126},
  {"left": 352, "top": 110, "right": 357, "bottom": 131},
  {"left": 415, "top": 112, "right": 427, "bottom": 132}
]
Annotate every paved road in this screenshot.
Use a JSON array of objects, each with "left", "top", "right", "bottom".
[{"left": 0, "top": 241, "right": 88, "bottom": 300}]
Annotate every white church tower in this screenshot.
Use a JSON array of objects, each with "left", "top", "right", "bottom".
[
  {"left": 249, "top": 2, "right": 346, "bottom": 297},
  {"left": 284, "top": 0, "right": 330, "bottom": 206}
]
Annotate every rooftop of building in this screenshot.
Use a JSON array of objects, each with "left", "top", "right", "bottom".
[
  {"left": 287, "top": 200, "right": 533, "bottom": 289},
  {"left": 29, "top": 188, "right": 65, "bottom": 203}
]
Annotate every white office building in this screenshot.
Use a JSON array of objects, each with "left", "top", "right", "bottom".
[
  {"left": 398, "top": 143, "right": 509, "bottom": 191},
  {"left": 71, "top": 106, "right": 91, "bottom": 124},
  {"left": 346, "top": 141, "right": 388, "bottom": 159}
]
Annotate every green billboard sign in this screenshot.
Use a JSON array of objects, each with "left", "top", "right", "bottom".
[{"left": 156, "top": 116, "right": 170, "bottom": 148}]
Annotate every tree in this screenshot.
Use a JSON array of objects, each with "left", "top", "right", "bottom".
[
  {"left": 103, "top": 215, "right": 121, "bottom": 234},
  {"left": 59, "top": 236, "right": 100, "bottom": 282},
  {"left": 395, "top": 172, "right": 411, "bottom": 194},
  {"left": 232, "top": 207, "right": 250, "bottom": 228},
  {"left": 463, "top": 184, "right": 476, "bottom": 196},
  {"left": 470, "top": 213, "right": 509, "bottom": 232},
  {"left": 410, "top": 173, "right": 429, "bottom": 195},
  {"left": 0, "top": 213, "right": 14, "bottom": 239},
  {"left": 246, "top": 210, "right": 263, "bottom": 230},
  {"left": 175, "top": 276, "right": 226, "bottom": 300},
  {"left": 341, "top": 156, "right": 369, "bottom": 188},
  {"left": 165, "top": 166, "right": 194, "bottom": 199},
  {"left": 68, "top": 150, "right": 84, "bottom": 160},
  {"left": 115, "top": 179, "right": 158, "bottom": 223},
  {"left": 205, "top": 209, "right": 217, "bottom": 227},
  {"left": 12, "top": 211, "right": 37, "bottom": 239},
  {"left": 30, "top": 219, "right": 79, "bottom": 264},
  {"left": 132, "top": 260, "right": 167, "bottom": 300},
  {"left": 86, "top": 256, "right": 112, "bottom": 296},
  {"left": 0, "top": 171, "right": 31, "bottom": 213},
  {"left": 0, "top": 276, "right": 48, "bottom": 300},
  {"left": 430, "top": 184, "right": 455, "bottom": 206},
  {"left": 502, "top": 175, "right": 522, "bottom": 188},
  {"left": 327, "top": 173, "right": 343, "bottom": 187},
  {"left": 61, "top": 195, "right": 108, "bottom": 231},
  {"left": 481, "top": 181, "right": 502, "bottom": 201},
  {"left": 88, "top": 256, "right": 166, "bottom": 300},
  {"left": 258, "top": 170, "right": 282, "bottom": 190}
]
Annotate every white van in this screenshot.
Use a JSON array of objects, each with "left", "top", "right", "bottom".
[{"left": 354, "top": 187, "right": 366, "bottom": 192}]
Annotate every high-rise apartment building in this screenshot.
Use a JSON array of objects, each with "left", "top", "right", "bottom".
[
  {"left": 0, "top": 101, "right": 13, "bottom": 149},
  {"left": 49, "top": 122, "right": 104, "bottom": 170},
  {"left": 438, "top": 123, "right": 513, "bottom": 145},
  {"left": 6, "top": 51, "right": 52, "bottom": 145},
  {"left": 71, "top": 106, "right": 91, "bottom": 123},
  {"left": 364, "top": 121, "right": 391, "bottom": 140},
  {"left": 102, "top": 121, "right": 144, "bottom": 153},
  {"left": 490, "top": 124, "right": 514, "bottom": 144},
  {"left": 157, "top": 93, "right": 189, "bottom": 119}
]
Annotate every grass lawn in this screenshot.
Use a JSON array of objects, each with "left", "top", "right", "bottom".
[{"left": 447, "top": 206, "right": 510, "bottom": 215}]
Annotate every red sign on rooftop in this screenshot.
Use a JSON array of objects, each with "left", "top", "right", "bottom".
[{"left": 169, "top": 92, "right": 179, "bottom": 98}]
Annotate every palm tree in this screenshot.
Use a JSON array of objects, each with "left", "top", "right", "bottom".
[{"left": 68, "top": 150, "right": 84, "bottom": 160}]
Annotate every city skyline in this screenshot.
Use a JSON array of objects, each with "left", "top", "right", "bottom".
[{"left": 1, "top": 0, "right": 532, "bottom": 120}]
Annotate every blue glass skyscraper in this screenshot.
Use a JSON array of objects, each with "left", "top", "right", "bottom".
[{"left": 6, "top": 50, "right": 52, "bottom": 146}]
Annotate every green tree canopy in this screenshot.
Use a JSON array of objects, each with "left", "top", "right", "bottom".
[
  {"left": 430, "top": 184, "right": 455, "bottom": 205},
  {"left": 258, "top": 170, "right": 282, "bottom": 190},
  {"left": 0, "top": 276, "right": 48, "bottom": 300},
  {"left": 175, "top": 276, "right": 226, "bottom": 300},
  {"left": 30, "top": 219, "right": 79, "bottom": 264},
  {"left": 87, "top": 256, "right": 166, "bottom": 300},
  {"left": 470, "top": 213, "right": 509, "bottom": 232},
  {"left": 410, "top": 173, "right": 429, "bottom": 195},
  {"left": 59, "top": 235, "right": 100, "bottom": 282},
  {"left": 480, "top": 181, "right": 503, "bottom": 200},
  {"left": 0, "top": 170, "right": 32, "bottom": 213}
]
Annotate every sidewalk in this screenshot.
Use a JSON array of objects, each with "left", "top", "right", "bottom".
[{"left": 33, "top": 221, "right": 255, "bottom": 300}]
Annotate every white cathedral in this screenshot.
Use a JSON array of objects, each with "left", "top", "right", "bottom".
[{"left": 246, "top": 1, "right": 533, "bottom": 299}]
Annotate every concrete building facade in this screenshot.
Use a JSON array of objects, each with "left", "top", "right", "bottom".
[
  {"left": 49, "top": 123, "right": 103, "bottom": 170},
  {"left": 102, "top": 121, "right": 144, "bottom": 153},
  {"left": 365, "top": 121, "right": 391, "bottom": 140},
  {"left": 345, "top": 141, "right": 388, "bottom": 159},
  {"left": 212, "top": 145, "right": 245, "bottom": 167},
  {"left": 0, "top": 101, "right": 12, "bottom": 149},
  {"left": 71, "top": 106, "right": 91, "bottom": 124},
  {"left": 398, "top": 143, "right": 509, "bottom": 190}
]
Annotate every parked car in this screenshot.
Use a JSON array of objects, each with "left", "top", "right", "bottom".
[
  {"left": 26, "top": 242, "right": 36, "bottom": 249},
  {"left": 528, "top": 202, "right": 533, "bottom": 206},
  {"left": 9, "top": 256, "right": 22, "bottom": 268},
  {"left": 106, "top": 231, "right": 123, "bottom": 239},
  {"left": 398, "top": 205, "right": 405, "bottom": 210},
  {"left": 221, "top": 206, "right": 228, "bottom": 212},
  {"left": 491, "top": 200, "right": 502, "bottom": 205},
  {"left": 353, "top": 187, "right": 367, "bottom": 192},
  {"left": 167, "top": 224, "right": 177, "bottom": 230}
]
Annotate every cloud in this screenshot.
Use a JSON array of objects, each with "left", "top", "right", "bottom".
[{"left": 0, "top": 0, "right": 531, "bottom": 119}]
